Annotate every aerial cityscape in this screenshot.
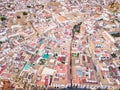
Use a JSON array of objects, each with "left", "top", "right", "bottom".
[{"left": 0, "top": 0, "right": 120, "bottom": 90}]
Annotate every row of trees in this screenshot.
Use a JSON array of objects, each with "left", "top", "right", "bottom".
[
  {"left": 1, "top": 11, "right": 28, "bottom": 21},
  {"left": 111, "top": 33, "right": 120, "bottom": 37}
]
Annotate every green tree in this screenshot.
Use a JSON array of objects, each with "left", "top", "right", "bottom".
[
  {"left": 27, "top": 6, "right": 31, "bottom": 8},
  {"left": 72, "top": 22, "right": 82, "bottom": 34},
  {"left": 111, "top": 53, "right": 117, "bottom": 58},
  {"left": 118, "top": 66, "right": 120, "bottom": 71},
  {"left": 36, "top": 50, "right": 38, "bottom": 54},
  {"left": 17, "top": 16, "right": 21, "bottom": 19},
  {"left": 32, "top": 54, "right": 34, "bottom": 57},
  {"left": 0, "top": 17, "right": 6, "bottom": 21},
  {"left": 23, "top": 12, "right": 28, "bottom": 15},
  {"left": 77, "top": 53, "right": 79, "bottom": 57},
  {"left": 0, "top": 41, "right": 3, "bottom": 44}
]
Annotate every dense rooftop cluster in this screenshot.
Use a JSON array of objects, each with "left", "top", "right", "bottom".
[{"left": 0, "top": 0, "right": 120, "bottom": 90}]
